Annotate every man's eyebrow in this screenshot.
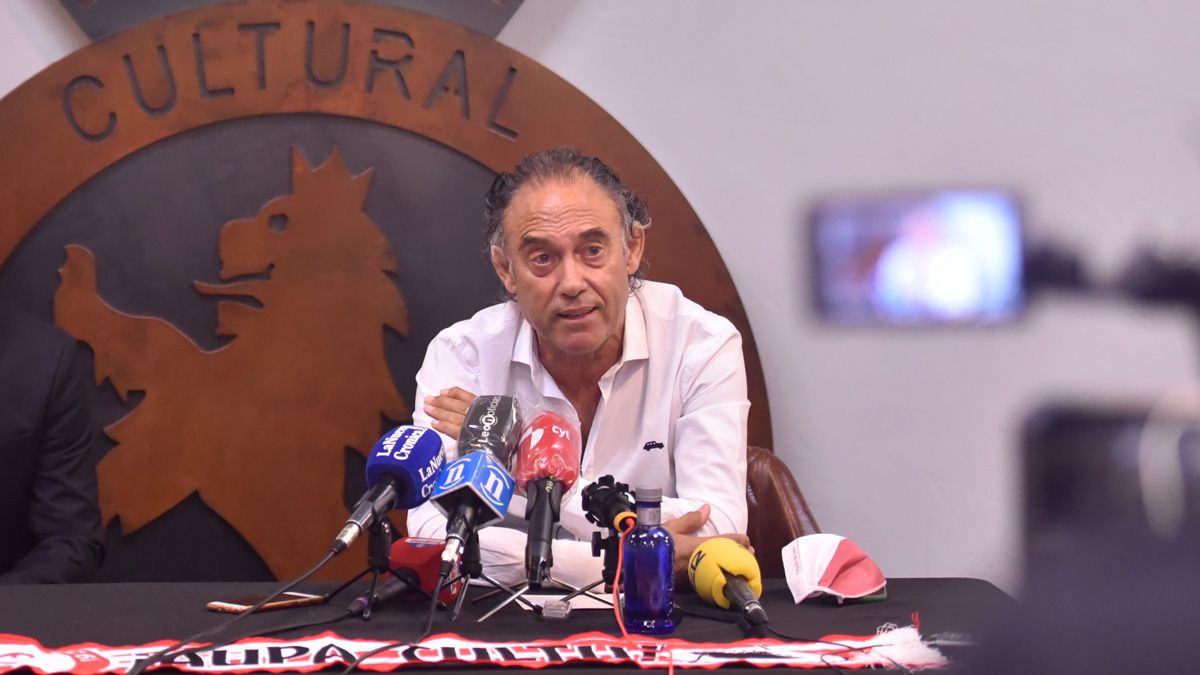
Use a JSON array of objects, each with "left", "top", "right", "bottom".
[
  {"left": 518, "top": 234, "right": 551, "bottom": 250},
  {"left": 577, "top": 227, "right": 612, "bottom": 242},
  {"left": 518, "top": 227, "right": 612, "bottom": 250}
]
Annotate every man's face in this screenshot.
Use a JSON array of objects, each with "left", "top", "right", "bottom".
[{"left": 491, "top": 176, "right": 644, "bottom": 363}]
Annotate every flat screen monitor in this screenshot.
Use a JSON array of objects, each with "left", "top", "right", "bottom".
[{"left": 810, "top": 189, "right": 1024, "bottom": 325}]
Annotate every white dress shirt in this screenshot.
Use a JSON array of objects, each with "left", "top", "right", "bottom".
[{"left": 406, "top": 280, "right": 749, "bottom": 588}]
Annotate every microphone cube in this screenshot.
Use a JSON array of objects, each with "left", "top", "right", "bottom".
[{"left": 430, "top": 451, "right": 516, "bottom": 527}]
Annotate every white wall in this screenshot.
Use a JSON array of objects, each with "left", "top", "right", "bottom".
[
  {"left": 498, "top": 0, "right": 1200, "bottom": 591},
  {"left": 0, "top": 0, "right": 85, "bottom": 98},
  {"left": 4, "top": 0, "right": 1198, "bottom": 592}
]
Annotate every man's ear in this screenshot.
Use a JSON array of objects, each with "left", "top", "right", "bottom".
[
  {"left": 491, "top": 245, "right": 518, "bottom": 296},
  {"left": 625, "top": 224, "right": 646, "bottom": 275}
]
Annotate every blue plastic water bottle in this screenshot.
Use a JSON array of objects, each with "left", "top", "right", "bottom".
[{"left": 621, "top": 486, "right": 675, "bottom": 634}]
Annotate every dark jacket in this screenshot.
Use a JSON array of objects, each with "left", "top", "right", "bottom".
[{"left": 0, "top": 307, "right": 104, "bottom": 583}]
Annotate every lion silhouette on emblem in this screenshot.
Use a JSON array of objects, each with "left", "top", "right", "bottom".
[{"left": 54, "top": 149, "right": 410, "bottom": 579}]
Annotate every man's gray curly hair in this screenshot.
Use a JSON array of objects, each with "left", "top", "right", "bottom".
[{"left": 483, "top": 147, "right": 650, "bottom": 295}]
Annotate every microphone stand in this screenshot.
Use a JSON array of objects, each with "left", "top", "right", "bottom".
[
  {"left": 444, "top": 529, "right": 534, "bottom": 621},
  {"left": 320, "top": 519, "right": 411, "bottom": 620},
  {"left": 559, "top": 528, "right": 621, "bottom": 605},
  {"left": 476, "top": 531, "right": 615, "bottom": 622},
  {"left": 358, "top": 518, "right": 396, "bottom": 618},
  {"left": 472, "top": 473, "right": 631, "bottom": 621},
  {"left": 476, "top": 573, "right": 611, "bottom": 623},
  {"left": 558, "top": 474, "right": 632, "bottom": 609}
]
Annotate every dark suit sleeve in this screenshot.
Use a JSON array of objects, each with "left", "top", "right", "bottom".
[{"left": 0, "top": 335, "right": 104, "bottom": 584}]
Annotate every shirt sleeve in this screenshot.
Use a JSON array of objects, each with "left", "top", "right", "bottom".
[
  {"left": 0, "top": 336, "right": 104, "bottom": 584},
  {"left": 411, "top": 330, "right": 482, "bottom": 457},
  {"left": 659, "top": 327, "right": 750, "bottom": 536},
  {"left": 406, "top": 330, "right": 474, "bottom": 538}
]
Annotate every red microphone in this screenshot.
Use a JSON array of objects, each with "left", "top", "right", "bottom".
[
  {"left": 515, "top": 412, "right": 582, "bottom": 588},
  {"left": 348, "top": 538, "right": 464, "bottom": 615}
]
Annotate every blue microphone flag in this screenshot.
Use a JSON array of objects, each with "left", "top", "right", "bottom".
[{"left": 430, "top": 451, "right": 516, "bottom": 527}]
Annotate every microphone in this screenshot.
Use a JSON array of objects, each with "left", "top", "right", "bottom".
[
  {"left": 346, "top": 537, "right": 465, "bottom": 615},
  {"left": 347, "top": 572, "right": 418, "bottom": 618},
  {"left": 582, "top": 475, "right": 636, "bottom": 531},
  {"left": 456, "top": 394, "right": 523, "bottom": 468},
  {"left": 514, "top": 412, "right": 582, "bottom": 587},
  {"left": 430, "top": 396, "right": 522, "bottom": 575},
  {"left": 332, "top": 426, "right": 444, "bottom": 555},
  {"left": 688, "top": 538, "right": 768, "bottom": 627}
]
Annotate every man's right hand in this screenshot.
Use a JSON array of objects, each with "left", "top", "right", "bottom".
[
  {"left": 662, "top": 504, "right": 752, "bottom": 580},
  {"left": 422, "top": 387, "right": 477, "bottom": 440}
]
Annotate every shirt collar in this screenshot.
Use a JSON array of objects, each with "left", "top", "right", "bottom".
[
  {"left": 622, "top": 289, "right": 649, "bottom": 363},
  {"left": 511, "top": 290, "right": 650, "bottom": 368},
  {"left": 513, "top": 301, "right": 537, "bottom": 368}
]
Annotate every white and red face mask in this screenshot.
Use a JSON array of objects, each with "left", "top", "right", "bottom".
[{"left": 781, "top": 534, "right": 887, "bottom": 603}]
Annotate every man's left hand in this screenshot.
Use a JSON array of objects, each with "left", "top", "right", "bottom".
[
  {"left": 423, "top": 387, "right": 477, "bottom": 440},
  {"left": 662, "top": 504, "right": 752, "bottom": 580}
]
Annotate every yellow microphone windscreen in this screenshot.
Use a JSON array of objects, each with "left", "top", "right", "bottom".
[{"left": 687, "top": 537, "right": 762, "bottom": 609}]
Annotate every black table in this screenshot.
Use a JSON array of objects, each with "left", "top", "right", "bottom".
[{"left": 0, "top": 578, "right": 1012, "bottom": 671}]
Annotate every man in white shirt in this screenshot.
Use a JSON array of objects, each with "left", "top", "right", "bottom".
[{"left": 407, "top": 148, "right": 750, "bottom": 588}]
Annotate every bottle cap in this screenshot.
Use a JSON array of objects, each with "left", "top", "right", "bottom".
[{"left": 634, "top": 486, "right": 662, "bottom": 502}]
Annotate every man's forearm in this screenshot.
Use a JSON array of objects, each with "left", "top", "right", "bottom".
[{"left": 658, "top": 495, "right": 744, "bottom": 536}]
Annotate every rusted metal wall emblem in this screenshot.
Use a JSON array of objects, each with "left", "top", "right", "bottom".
[
  {"left": 55, "top": 149, "right": 409, "bottom": 580},
  {"left": 0, "top": 0, "right": 772, "bottom": 580}
]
